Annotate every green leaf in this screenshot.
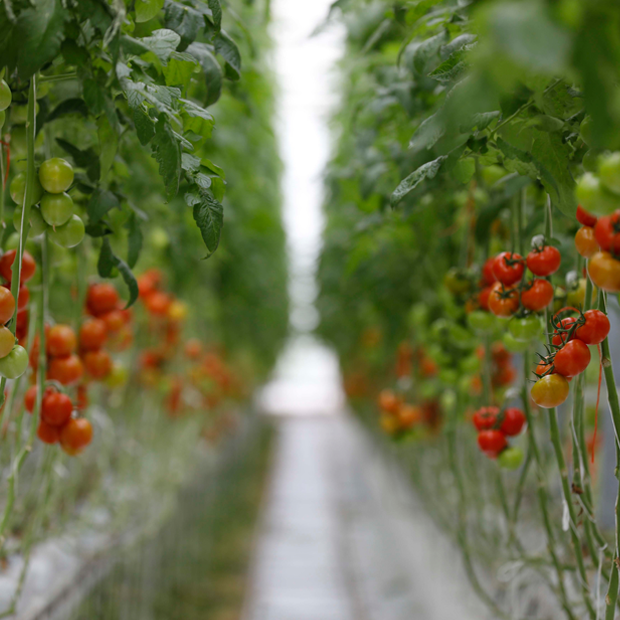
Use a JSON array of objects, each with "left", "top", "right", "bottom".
[
  {"left": 125, "top": 212, "right": 142, "bottom": 269},
  {"left": 136, "top": 29, "right": 180, "bottom": 64},
  {"left": 164, "top": 51, "right": 198, "bottom": 87},
  {"left": 208, "top": 0, "right": 222, "bottom": 32},
  {"left": 452, "top": 159, "right": 476, "bottom": 184},
  {"left": 429, "top": 54, "right": 467, "bottom": 83},
  {"left": 201, "top": 159, "right": 225, "bottom": 179},
  {"left": 133, "top": 108, "right": 156, "bottom": 146},
  {"left": 88, "top": 189, "right": 120, "bottom": 224},
  {"left": 46, "top": 98, "right": 88, "bottom": 122},
  {"left": 411, "top": 30, "right": 448, "bottom": 75},
  {"left": 181, "top": 153, "right": 202, "bottom": 173},
  {"left": 181, "top": 99, "right": 214, "bottom": 139},
  {"left": 164, "top": 2, "right": 203, "bottom": 51},
  {"left": 391, "top": 156, "right": 447, "bottom": 206},
  {"left": 409, "top": 113, "right": 445, "bottom": 152},
  {"left": 135, "top": 0, "right": 164, "bottom": 24},
  {"left": 97, "top": 116, "right": 118, "bottom": 183},
  {"left": 214, "top": 31, "right": 241, "bottom": 80},
  {"left": 151, "top": 117, "right": 182, "bottom": 199},
  {"left": 97, "top": 238, "right": 138, "bottom": 308},
  {"left": 187, "top": 42, "right": 223, "bottom": 106},
  {"left": 56, "top": 138, "right": 100, "bottom": 183},
  {"left": 186, "top": 189, "right": 224, "bottom": 257}
]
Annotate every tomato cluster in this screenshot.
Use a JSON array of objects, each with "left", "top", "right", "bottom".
[
  {"left": 473, "top": 405, "right": 526, "bottom": 468},
  {"left": 530, "top": 309, "right": 609, "bottom": 409},
  {"left": 376, "top": 388, "right": 439, "bottom": 437},
  {"left": 24, "top": 385, "right": 92, "bottom": 455}
]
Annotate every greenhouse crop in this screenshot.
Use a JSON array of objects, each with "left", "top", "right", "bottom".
[{"left": 318, "top": 0, "right": 620, "bottom": 618}]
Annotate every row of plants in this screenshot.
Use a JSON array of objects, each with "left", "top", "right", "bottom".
[
  {"left": 0, "top": 0, "right": 287, "bottom": 613},
  {"left": 318, "top": 0, "right": 620, "bottom": 618}
]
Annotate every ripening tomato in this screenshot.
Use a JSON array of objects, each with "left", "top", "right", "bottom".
[
  {"left": 488, "top": 283, "right": 519, "bottom": 317},
  {"left": 100, "top": 309, "right": 125, "bottom": 334},
  {"left": 531, "top": 374, "right": 570, "bottom": 408},
  {"left": 144, "top": 291, "right": 171, "bottom": 316},
  {"left": 594, "top": 212, "right": 620, "bottom": 254},
  {"left": 137, "top": 268, "right": 163, "bottom": 298},
  {"left": 87, "top": 283, "right": 120, "bottom": 316},
  {"left": 2, "top": 284, "right": 29, "bottom": 312},
  {"left": 477, "top": 430, "right": 508, "bottom": 457},
  {"left": 79, "top": 318, "right": 107, "bottom": 351},
  {"left": 481, "top": 257, "right": 497, "bottom": 286},
  {"left": 521, "top": 279, "right": 554, "bottom": 312},
  {"left": 378, "top": 389, "right": 401, "bottom": 414},
  {"left": 575, "top": 309, "right": 610, "bottom": 344},
  {"left": 526, "top": 245, "right": 561, "bottom": 276},
  {"left": 0, "top": 249, "right": 36, "bottom": 283},
  {"left": 577, "top": 205, "right": 598, "bottom": 227},
  {"left": 82, "top": 349, "right": 112, "bottom": 380},
  {"left": 46, "top": 324, "right": 77, "bottom": 358},
  {"left": 37, "top": 420, "right": 60, "bottom": 445},
  {"left": 472, "top": 406, "right": 499, "bottom": 431},
  {"left": 554, "top": 339, "right": 591, "bottom": 378},
  {"left": 41, "top": 391, "right": 73, "bottom": 427},
  {"left": 48, "top": 354, "right": 84, "bottom": 386},
  {"left": 588, "top": 252, "right": 620, "bottom": 292},
  {"left": 60, "top": 417, "right": 93, "bottom": 455},
  {"left": 499, "top": 407, "right": 526, "bottom": 436},
  {"left": 0, "top": 287, "right": 15, "bottom": 325},
  {"left": 552, "top": 317, "right": 577, "bottom": 346},
  {"left": 398, "top": 404, "right": 422, "bottom": 429},
  {"left": 184, "top": 338, "right": 202, "bottom": 359},
  {"left": 493, "top": 252, "right": 524, "bottom": 285},
  {"left": 0, "top": 326, "right": 15, "bottom": 359},
  {"left": 535, "top": 359, "right": 556, "bottom": 378},
  {"left": 575, "top": 226, "right": 599, "bottom": 258}
]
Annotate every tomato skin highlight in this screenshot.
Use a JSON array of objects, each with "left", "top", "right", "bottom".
[
  {"left": 588, "top": 251, "right": 620, "bottom": 292},
  {"left": 577, "top": 205, "right": 598, "bottom": 227},
  {"left": 493, "top": 252, "right": 524, "bottom": 285},
  {"left": 531, "top": 374, "right": 570, "bottom": 408},
  {"left": 477, "top": 430, "right": 508, "bottom": 458},
  {"left": 575, "top": 226, "right": 599, "bottom": 258},
  {"left": 521, "top": 279, "right": 554, "bottom": 312},
  {"left": 488, "top": 283, "right": 519, "bottom": 317},
  {"left": 575, "top": 309, "right": 610, "bottom": 344},
  {"left": 554, "top": 339, "right": 591, "bottom": 378},
  {"left": 526, "top": 245, "right": 561, "bottom": 276},
  {"left": 500, "top": 407, "right": 526, "bottom": 436}
]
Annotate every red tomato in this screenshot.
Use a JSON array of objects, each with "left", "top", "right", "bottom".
[
  {"left": 79, "top": 318, "right": 107, "bottom": 351},
  {"left": 472, "top": 406, "right": 499, "bottom": 431},
  {"left": 594, "top": 212, "right": 620, "bottom": 254},
  {"left": 378, "top": 389, "right": 401, "bottom": 414},
  {"left": 526, "top": 246, "right": 561, "bottom": 276},
  {"left": 531, "top": 374, "right": 570, "bottom": 408},
  {"left": 575, "top": 226, "right": 599, "bottom": 259},
  {"left": 37, "top": 420, "right": 60, "bottom": 444},
  {"left": 477, "top": 430, "right": 508, "bottom": 457},
  {"left": 48, "top": 354, "right": 84, "bottom": 386},
  {"left": 83, "top": 349, "right": 112, "bottom": 379},
  {"left": 46, "top": 324, "right": 77, "bottom": 358},
  {"left": 500, "top": 407, "right": 526, "bottom": 436},
  {"left": 493, "top": 252, "right": 524, "bottom": 286},
  {"left": 554, "top": 339, "right": 591, "bottom": 377},
  {"left": 481, "top": 257, "right": 497, "bottom": 286},
  {"left": 488, "top": 283, "right": 519, "bottom": 317},
  {"left": 552, "top": 317, "right": 577, "bottom": 346},
  {"left": 575, "top": 309, "right": 610, "bottom": 344},
  {"left": 588, "top": 252, "right": 620, "bottom": 292},
  {"left": 577, "top": 205, "right": 597, "bottom": 227},
  {"left": 521, "top": 279, "right": 554, "bottom": 312},
  {"left": 100, "top": 309, "right": 125, "bottom": 334},
  {"left": 479, "top": 286, "right": 492, "bottom": 311},
  {"left": 87, "top": 283, "right": 119, "bottom": 316},
  {"left": 144, "top": 291, "right": 171, "bottom": 316},
  {"left": 60, "top": 417, "right": 93, "bottom": 455},
  {"left": 3, "top": 284, "right": 29, "bottom": 311},
  {"left": 0, "top": 250, "right": 36, "bottom": 283},
  {"left": 41, "top": 391, "right": 73, "bottom": 426},
  {"left": 24, "top": 385, "right": 37, "bottom": 413},
  {"left": 0, "top": 287, "right": 15, "bottom": 325}
]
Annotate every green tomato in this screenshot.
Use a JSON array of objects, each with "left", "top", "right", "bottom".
[
  {"left": 3, "top": 233, "right": 19, "bottom": 251},
  {"left": 481, "top": 164, "right": 507, "bottom": 187},
  {"left": 582, "top": 150, "right": 598, "bottom": 173},
  {"left": 48, "top": 214, "right": 85, "bottom": 248},
  {"left": 40, "top": 191, "right": 74, "bottom": 226},
  {"left": 0, "top": 345, "right": 28, "bottom": 379},
  {"left": 0, "top": 80, "right": 11, "bottom": 112},
  {"left": 598, "top": 152, "right": 620, "bottom": 195},
  {"left": 467, "top": 310, "right": 496, "bottom": 333},
  {"left": 498, "top": 447, "right": 524, "bottom": 470},
  {"left": 503, "top": 331, "right": 530, "bottom": 353},
  {"left": 575, "top": 172, "right": 620, "bottom": 215},
  {"left": 149, "top": 226, "right": 170, "bottom": 250},
  {"left": 444, "top": 267, "right": 471, "bottom": 295},
  {"left": 13, "top": 206, "right": 48, "bottom": 237},
  {"left": 9, "top": 172, "right": 44, "bottom": 207},
  {"left": 580, "top": 116, "right": 593, "bottom": 146},
  {"left": 509, "top": 316, "right": 542, "bottom": 342},
  {"left": 39, "top": 158, "right": 74, "bottom": 194},
  {"left": 11, "top": 105, "right": 28, "bottom": 124}
]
